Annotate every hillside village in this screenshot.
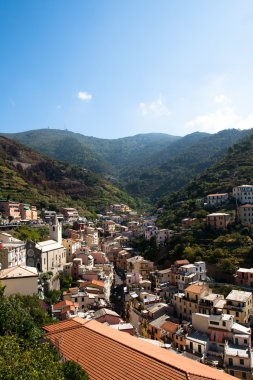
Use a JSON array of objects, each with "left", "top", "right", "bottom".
[{"left": 1, "top": 183, "right": 253, "bottom": 379}]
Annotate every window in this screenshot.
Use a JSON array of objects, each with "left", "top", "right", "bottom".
[
  {"left": 242, "top": 373, "right": 246, "bottom": 379},
  {"left": 240, "top": 359, "right": 244, "bottom": 365},
  {"left": 210, "top": 321, "right": 219, "bottom": 326},
  {"left": 228, "top": 358, "right": 233, "bottom": 366}
]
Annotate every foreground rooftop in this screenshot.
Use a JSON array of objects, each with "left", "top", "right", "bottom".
[{"left": 43, "top": 317, "right": 234, "bottom": 380}]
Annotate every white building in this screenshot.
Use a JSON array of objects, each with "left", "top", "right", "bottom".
[
  {"left": 194, "top": 261, "right": 207, "bottom": 281},
  {"left": 26, "top": 215, "right": 66, "bottom": 274},
  {"left": 156, "top": 229, "right": 174, "bottom": 246},
  {"left": 206, "top": 193, "right": 229, "bottom": 207},
  {"left": 144, "top": 225, "right": 158, "bottom": 240},
  {"left": 233, "top": 185, "right": 253, "bottom": 205},
  {"left": 0, "top": 232, "right": 26, "bottom": 269}
]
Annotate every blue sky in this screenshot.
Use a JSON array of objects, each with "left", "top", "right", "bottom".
[{"left": 1, "top": 0, "right": 253, "bottom": 138}]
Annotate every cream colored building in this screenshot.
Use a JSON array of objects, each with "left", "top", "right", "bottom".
[
  {"left": 223, "top": 290, "right": 253, "bottom": 325},
  {"left": 206, "top": 213, "right": 231, "bottom": 230},
  {"left": 84, "top": 226, "right": 99, "bottom": 247},
  {"left": 173, "top": 282, "right": 210, "bottom": 321},
  {"left": 238, "top": 204, "right": 253, "bottom": 224},
  {"left": 0, "top": 265, "right": 38, "bottom": 296},
  {"left": 127, "top": 256, "right": 154, "bottom": 280}
]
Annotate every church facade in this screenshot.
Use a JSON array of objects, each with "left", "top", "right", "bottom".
[{"left": 26, "top": 215, "right": 66, "bottom": 274}]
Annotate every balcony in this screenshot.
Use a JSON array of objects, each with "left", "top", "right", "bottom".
[{"left": 223, "top": 304, "right": 244, "bottom": 311}]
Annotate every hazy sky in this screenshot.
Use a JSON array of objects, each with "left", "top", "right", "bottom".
[{"left": 1, "top": 0, "right": 253, "bottom": 138}]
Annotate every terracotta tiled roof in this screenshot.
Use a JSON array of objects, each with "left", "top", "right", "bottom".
[
  {"left": 44, "top": 317, "right": 234, "bottom": 380},
  {"left": 175, "top": 259, "right": 189, "bottom": 266},
  {"left": 53, "top": 300, "right": 75, "bottom": 310},
  {"left": 161, "top": 321, "right": 178, "bottom": 333},
  {"left": 80, "top": 280, "right": 104, "bottom": 288},
  {"left": 185, "top": 283, "right": 206, "bottom": 294}
]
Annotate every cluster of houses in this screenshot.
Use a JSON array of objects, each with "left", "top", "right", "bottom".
[
  {"left": 203, "top": 184, "right": 253, "bottom": 229},
  {"left": 118, "top": 256, "right": 253, "bottom": 380},
  {"left": 0, "top": 200, "right": 38, "bottom": 222},
  {"left": 2, "top": 194, "right": 253, "bottom": 379}
]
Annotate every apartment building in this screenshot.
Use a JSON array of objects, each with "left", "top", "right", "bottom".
[
  {"left": 173, "top": 282, "right": 210, "bottom": 321},
  {"left": 206, "top": 193, "right": 229, "bottom": 207},
  {"left": 238, "top": 204, "right": 253, "bottom": 224},
  {"left": 127, "top": 256, "right": 154, "bottom": 280},
  {"left": 0, "top": 232, "right": 26, "bottom": 269},
  {"left": 61, "top": 207, "right": 79, "bottom": 222},
  {"left": 222, "top": 290, "right": 253, "bottom": 326},
  {"left": 156, "top": 229, "right": 174, "bottom": 246},
  {"left": 62, "top": 238, "right": 81, "bottom": 262},
  {"left": 176, "top": 262, "right": 206, "bottom": 291},
  {"left": 0, "top": 200, "right": 21, "bottom": 220},
  {"left": 19, "top": 203, "right": 38, "bottom": 220},
  {"left": 233, "top": 185, "right": 253, "bottom": 205},
  {"left": 235, "top": 268, "right": 253, "bottom": 287},
  {"left": 206, "top": 213, "right": 231, "bottom": 230}
]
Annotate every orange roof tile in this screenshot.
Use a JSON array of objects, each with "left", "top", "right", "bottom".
[
  {"left": 161, "top": 321, "right": 178, "bottom": 333},
  {"left": 175, "top": 259, "right": 189, "bottom": 266},
  {"left": 80, "top": 280, "right": 104, "bottom": 288},
  {"left": 43, "top": 317, "right": 234, "bottom": 380},
  {"left": 53, "top": 300, "right": 75, "bottom": 310},
  {"left": 185, "top": 283, "right": 206, "bottom": 294}
]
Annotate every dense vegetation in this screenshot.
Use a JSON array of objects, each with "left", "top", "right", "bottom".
[
  {"left": 4, "top": 129, "right": 179, "bottom": 174},
  {"left": 121, "top": 129, "right": 250, "bottom": 200},
  {"left": 0, "top": 136, "right": 138, "bottom": 216},
  {"left": 0, "top": 286, "right": 89, "bottom": 379}
]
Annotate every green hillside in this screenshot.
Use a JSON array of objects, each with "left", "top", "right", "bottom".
[
  {"left": 172, "top": 130, "right": 253, "bottom": 202},
  {"left": 121, "top": 129, "right": 249, "bottom": 200},
  {"left": 0, "top": 136, "right": 138, "bottom": 216},
  {"left": 4, "top": 129, "right": 179, "bottom": 175},
  {"left": 3, "top": 128, "right": 249, "bottom": 203}
]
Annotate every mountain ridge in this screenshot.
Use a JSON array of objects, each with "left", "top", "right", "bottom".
[{"left": 3, "top": 127, "right": 251, "bottom": 203}]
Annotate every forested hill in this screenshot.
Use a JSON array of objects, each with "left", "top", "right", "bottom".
[
  {"left": 0, "top": 136, "right": 137, "bottom": 215},
  {"left": 121, "top": 129, "right": 250, "bottom": 201},
  {"left": 4, "top": 129, "right": 180, "bottom": 174},
  {"left": 3, "top": 128, "right": 250, "bottom": 203},
  {"left": 160, "top": 129, "right": 253, "bottom": 207}
]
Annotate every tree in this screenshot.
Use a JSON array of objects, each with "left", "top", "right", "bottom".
[
  {"left": 62, "top": 361, "right": 89, "bottom": 380},
  {"left": 0, "top": 293, "right": 51, "bottom": 340},
  {"left": 0, "top": 336, "right": 64, "bottom": 380}
]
